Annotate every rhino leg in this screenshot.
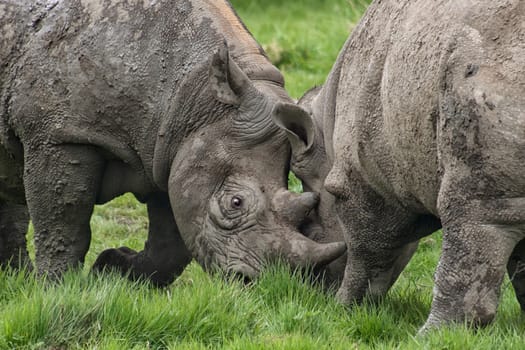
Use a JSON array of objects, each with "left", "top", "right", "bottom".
[
  {"left": 422, "top": 196, "right": 525, "bottom": 332},
  {"left": 92, "top": 193, "right": 191, "bottom": 286},
  {"left": 423, "top": 64, "right": 525, "bottom": 330},
  {"left": 508, "top": 239, "right": 525, "bottom": 310},
  {"left": 331, "top": 180, "right": 424, "bottom": 304},
  {"left": 337, "top": 238, "right": 419, "bottom": 304},
  {"left": 24, "top": 144, "right": 104, "bottom": 277},
  {"left": 0, "top": 202, "right": 31, "bottom": 269}
]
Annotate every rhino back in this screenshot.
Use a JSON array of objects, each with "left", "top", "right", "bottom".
[
  {"left": 329, "top": 0, "right": 525, "bottom": 214},
  {"left": 436, "top": 0, "right": 525, "bottom": 198},
  {"left": 2, "top": 0, "right": 280, "bottom": 190}
]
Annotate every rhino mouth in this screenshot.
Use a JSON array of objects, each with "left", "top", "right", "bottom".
[{"left": 226, "top": 265, "right": 259, "bottom": 285}]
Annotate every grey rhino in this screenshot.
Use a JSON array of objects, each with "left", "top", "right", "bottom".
[
  {"left": 274, "top": 0, "right": 525, "bottom": 331},
  {"left": 0, "top": 0, "right": 346, "bottom": 284}
]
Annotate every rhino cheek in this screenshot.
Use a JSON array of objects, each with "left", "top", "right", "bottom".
[
  {"left": 167, "top": 172, "right": 211, "bottom": 255},
  {"left": 166, "top": 131, "right": 233, "bottom": 253}
]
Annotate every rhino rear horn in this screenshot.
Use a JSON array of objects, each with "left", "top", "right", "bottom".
[
  {"left": 209, "top": 41, "right": 255, "bottom": 107},
  {"left": 272, "top": 189, "right": 319, "bottom": 226}
]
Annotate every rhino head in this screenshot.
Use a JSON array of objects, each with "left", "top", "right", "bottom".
[
  {"left": 272, "top": 86, "right": 346, "bottom": 285},
  {"left": 154, "top": 45, "right": 346, "bottom": 279}
]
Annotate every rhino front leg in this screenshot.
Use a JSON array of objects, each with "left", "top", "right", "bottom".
[
  {"left": 24, "top": 144, "right": 104, "bottom": 277},
  {"left": 330, "top": 181, "right": 423, "bottom": 304},
  {"left": 336, "top": 238, "right": 419, "bottom": 304},
  {"left": 422, "top": 196, "right": 525, "bottom": 332},
  {"left": 92, "top": 193, "right": 192, "bottom": 286},
  {"left": 0, "top": 203, "right": 31, "bottom": 269}
]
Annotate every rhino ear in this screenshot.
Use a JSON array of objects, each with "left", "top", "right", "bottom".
[
  {"left": 272, "top": 102, "right": 315, "bottom": 154},
  {"left": 209, "top": 41, "right": 253, "bottom": 107}
]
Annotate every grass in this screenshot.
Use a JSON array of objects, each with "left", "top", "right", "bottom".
[
  {"left": 2, "top": 251, "right": 525, "bottom": 349},
  {"left": 231, "top": 0, "right": 370, "bottom": 98},
  {"left": 3, "top": 0, "right": 525, "bottom": 349}
]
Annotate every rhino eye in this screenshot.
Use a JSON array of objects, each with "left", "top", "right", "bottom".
[{"left": 231, "top": 196, "right": 243, "bottom": 209}]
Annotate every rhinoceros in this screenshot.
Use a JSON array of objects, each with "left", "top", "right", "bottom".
[
  {"left": 0, "top": 0, "right": 346, "bottom": 284},
  {"left": 274, "top": 0, "right": 525, "bottom": 330}
]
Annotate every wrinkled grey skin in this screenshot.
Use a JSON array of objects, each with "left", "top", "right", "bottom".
[
  {"left": 0, "top": 0, "right": 346, "bottom": 284},
  {"left": 275, "top": 0, "right": 525, "bottom": 331}
]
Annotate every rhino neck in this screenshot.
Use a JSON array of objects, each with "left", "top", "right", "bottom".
[
  {"left": 150, "top": 1, "right": 289, "bottom": 191},
  {"left": 189, "top": 0, "right": 284, "bottom": 86}
]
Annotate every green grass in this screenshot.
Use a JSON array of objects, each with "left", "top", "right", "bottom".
[
  {"left": 2, "top": 252, "right": 525, "bottom": 349},
  {"left": 231, "top": 0, "right": 370, "bottom": 98},
  {"left": 3, "top": 0, "right": 525, "bottom": 349}
]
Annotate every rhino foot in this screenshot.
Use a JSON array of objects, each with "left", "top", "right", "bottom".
[
  {"left": 92, "top": 246, "right": 137, "bottom": 275},
  {"left": 92, "top": 246, "right": 181, "bottom": 287}
]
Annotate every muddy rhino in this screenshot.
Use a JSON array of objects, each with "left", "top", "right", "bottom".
[
  {"left": 0, "top": 0, "right": 346, "bottom": 284},
  {"left": 274, "top": 0, "right": 525, "bottom": 331}
]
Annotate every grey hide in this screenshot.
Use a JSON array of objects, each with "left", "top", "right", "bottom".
[
  {"left": 0, "top": 0, "right": 346, "bottom": 285},
  {"left": 274, "top": 0, "right": 525, "bottom": 331}
]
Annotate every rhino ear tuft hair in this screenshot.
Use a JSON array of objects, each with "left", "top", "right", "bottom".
[
  {"left": 209, "top": 41, "right": 253, "bottom": 107},
  {"left": 272, "top": 102, "right": 315, "bottom": 154}
]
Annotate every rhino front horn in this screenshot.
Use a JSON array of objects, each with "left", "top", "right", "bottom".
[{"left": 281, "top": 232, "right": 347, "bottom": 268}]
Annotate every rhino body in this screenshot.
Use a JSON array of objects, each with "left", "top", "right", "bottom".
[
  {"left": 276, "top": 0, "right": 525, "bottom": 330},
  {"left": 0, "top": 0, "right": 346, "bottom": 283}
]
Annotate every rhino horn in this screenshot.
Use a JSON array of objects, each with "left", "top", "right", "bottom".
[
  {"left": 272, "top": 189, "right": 319, "bottom": 226},
  {"left": 279, "top": 231, "right": 347, "bottom": 268}
]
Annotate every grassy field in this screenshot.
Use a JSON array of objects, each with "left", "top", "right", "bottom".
[{"left": 2, "top": 0, "right": 525, "bottom": 349}]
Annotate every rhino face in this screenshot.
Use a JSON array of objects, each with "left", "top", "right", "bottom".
[
  {"left": 272, "top": 86, "right": 346, "bottom": 284},
  {"left": 160, "top": 46, "right": 346, "bottom": 278}
]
